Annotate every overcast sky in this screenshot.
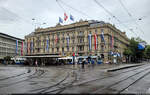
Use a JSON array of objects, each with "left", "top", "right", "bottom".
[{"left": 0, "top": 0, "right": 150, "bottom": 43}]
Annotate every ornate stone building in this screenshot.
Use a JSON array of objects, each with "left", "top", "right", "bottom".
[{"left": 25, "top": 20, "right": 129, "bottom": 62}]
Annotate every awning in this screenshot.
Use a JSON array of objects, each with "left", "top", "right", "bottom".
[
  {"left": 0, "top": 57, "right": 3, "bottom": 60},
  {"left": 18, "top": 55, "right": 60, "bottom": 58}
]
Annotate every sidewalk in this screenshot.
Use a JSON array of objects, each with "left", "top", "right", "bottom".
[
  {"left": 71, "top": 62, "right": 147, "bottom": 86},
  {"left": 56, "top": 62, "right": 146, "bottom": 72},
  {"left": 106, "top": 63, "right": 145, "bottom": 72}
]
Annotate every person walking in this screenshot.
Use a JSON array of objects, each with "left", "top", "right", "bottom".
[
  {"left": 35, "top": 60, "right": 38, "bottom": 67},
  {"left": 81, "top": 59, "right": 86, "bottom": 69},
  {"left": 91, "top": 59, "right": 95, "bottom": 68},
  {"left": 41, "top": 62, "right": 45, "bottom": 66}
]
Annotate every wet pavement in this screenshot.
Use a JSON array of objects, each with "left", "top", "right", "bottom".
[{"left": 0, "top": 62, "right": 150, "bottom": 94}]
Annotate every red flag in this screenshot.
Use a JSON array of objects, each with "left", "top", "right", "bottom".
[
  {"left": 111, "top": 34, "right": 114, "bottom": 49},
  {"left": 21, "top": 41, "right": 24, "bottom": 56},
  {"left": 64, "top": 13, "right": 68, "bottom": 21},
  {"left": 94, "top": 34, "right": 97, "bottom": 50},
  {"left": 55, "top": 36, "right": 58, "bottom": 44},
  {"left": 73, "top": 52, "right": 75, "bottom": 56}
]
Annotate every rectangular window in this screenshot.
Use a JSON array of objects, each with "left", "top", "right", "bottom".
[
  {"left": 101, "top": 29, "right": 104, "bottom": 32},
  {"left": 67, "top": 47, "right": 69, "bottom": 51},
  {"left": 95, "top": 29, "right": 97, "bottom": 33},
  {"left": 57, "top": 33, "right": 59, "bottom": 43},
  {"left": 101, "top": 29, "right": 104, "bottom": 42},
  {"left": 72, "top": 47, "right": 74, "bottom": 51},
  {"left": 49, "top": 38, "right": 50, "bottom": 47},
  {"left": 80, "top": 39, "right": 82, "bottom": 43},
  {"left": 62, "top": 47, "right": 64, "bottom": 52},
  {"left": 82, "top": 46, "right": 84, "bottom": 51},
  {"left": 57, "top": 47, "right": 59, "bottom": 52},
  {"left": 52, "top": 48, "right": 54, "bottom": 53},
  {"left": 52, "top": 35, "right": 54, "bottom": 45},
  {"left": 101, "top": 45, "right": 104, "bottom": 52},
  {"left": 89, "top": 31, "right": 91, "bottom": 34},
  {"left": 33, "top": 39, "right": 34, "bottom": 53}
]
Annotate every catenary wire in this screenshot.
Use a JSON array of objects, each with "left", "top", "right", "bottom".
[{"left": 94, "top": 0, "right": 138, "bottom": 37}]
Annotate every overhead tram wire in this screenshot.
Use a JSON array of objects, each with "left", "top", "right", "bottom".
[
  {"left": 56, "top": 0, "right": 66, "bottom": 12},
  {"left": 118, "top": 0, "right": 145, "bottom": 34},
  {"left": 118, "top": 0, "right": 145, "bottom": 37},
  {"left": 56, "top": 0, "right": 92, "bottom": 19},
  {"left": 94, "top": 0, "right": 138, "bottom": 37}
]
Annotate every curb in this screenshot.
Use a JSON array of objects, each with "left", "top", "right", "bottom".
[{"left": 107, "top": 64, "right": 144, "bottom": 72}]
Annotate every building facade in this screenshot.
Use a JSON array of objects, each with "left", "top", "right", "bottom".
[
  {"left": 25, "top": 20, "right": 129, "bottom": 62},
  {"left": 0, "top": 32, "right": 25, "bottom": 59}
]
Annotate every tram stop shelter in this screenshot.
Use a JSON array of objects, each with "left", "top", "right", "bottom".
[{"left": 19, "top": 54, "right": 61, "bottom": 66}]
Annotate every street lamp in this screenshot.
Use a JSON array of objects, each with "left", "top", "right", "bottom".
[
  {"left": 32, "top": 18, "right": 36, "bottom": 29},
  {"left": 32, "top": 18, "right": 46, "bottom": 29},
  {"left": 39, "top": 23, "right": 46, "bottom": 28}
]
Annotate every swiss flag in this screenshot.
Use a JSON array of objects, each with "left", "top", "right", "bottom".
[{"left": 64, "top": 13, "right": 68, "bottom": 21}]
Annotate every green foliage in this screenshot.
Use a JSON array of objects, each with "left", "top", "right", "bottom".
[
  {"left": 135, "top": 37, "right": 147, "bottom": 44},
  {"left": 145, "top": 45, "right": 150, "bottom": 58},
  {"left": 129, "top": 37, "right": 139, "bottom": 56},
  {"left": 4, "top": 56, "right": 11, "bottom": 61},
  {"left": 124, "top": 37, "right": 147, "bottom": 62},
  {"left": 123, "top": 48, "right": 132, "bottom": 56}
]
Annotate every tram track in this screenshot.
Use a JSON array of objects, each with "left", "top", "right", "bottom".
[
  {"left": 38, "top": 64, "right": 147, "bottom": 94},
  {"left": 30, "top": 72, "right": 70, "bottom": 93},
  {"left": 118, "top": 70, "right": 150, "bottom": 94},
  {"left": 0, "top": 64, "right": 148, "bottom": 94},
  {"left": 45, "top": 64, "right": 148, "bottom": 94},
  {"left": 92, "top": 65, "right": 150, "bottom": 93},
  {"left": 43, "top": 71, "right": 78, "bottom": 94},
  {"left": 72, "top": 64, "right": 148, "bottom": 86},
  {"left": 31, "top": 64, "right": 148, "bottom": 94},
  {"left": 30, "top": 69, "right": 78, "bottom": 94},
  {"left": 0, "top": 68, "right": 45, "bottom": 88},
  {"left": 0, "top": 68, "right": 31, "bottom": 81}
]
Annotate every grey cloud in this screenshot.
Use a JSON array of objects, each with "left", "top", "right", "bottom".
[
  {"left": 0, "top": 0, "right": 149, "bottom": 44},
  {"left": 0, "top": 7, "right": 20, "bottom": 23}
]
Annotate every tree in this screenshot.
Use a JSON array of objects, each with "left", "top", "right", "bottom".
[
  {"left": 123, "top": 48, "right": 133, "bottom": 63},
  {"left": 4, "top": 56, "right": 11, "bottom": 61},
  {"left": 123, "top": 48, "right": 133, "bottom": 56},
  {"left": 135, "top": 37, "right": 147, "bottom": 44},
  {"left": 145, "top": 45, "right": 150, "bottom": 59},
  {"left": 3, "top": 56, "right": 11, "bottom": 64},
  {"left": 124, "top": 37, "right": 146, "bottom": 63}
]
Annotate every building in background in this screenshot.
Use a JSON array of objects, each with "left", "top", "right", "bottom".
[
  {"left": 25, "top": 20, "right": 129, "bottom": 63},
  {"left": 0, "top": 32, "right": 25, "bottom": 60}
]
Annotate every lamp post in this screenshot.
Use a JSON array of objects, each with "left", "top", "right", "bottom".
[
  {"left": 32, "top": 18, "right": 36, "bottom": 29},
  {"left": 32, "top": 18, "right": 46, "bottom": 29},
  {"left": 38, "top": 22, "right": 46, "bottom": 28}
]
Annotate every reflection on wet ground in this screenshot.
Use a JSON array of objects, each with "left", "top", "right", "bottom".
[{"left": 0, "top": 63, "right": 150, "bottom": 94}]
